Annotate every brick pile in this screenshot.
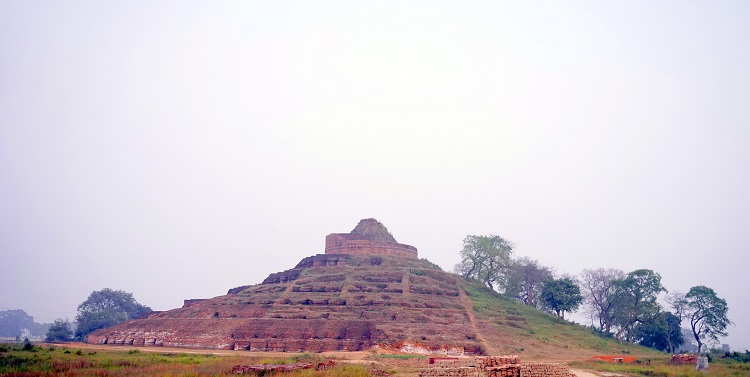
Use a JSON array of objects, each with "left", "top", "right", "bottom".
[
  {"left": 419, "top": 356, "right": 575, "bottom": 377},
  {"left": 478, "top": 356, "right": 520, "bottom": 368},
  {"left": 432, "top": 358, "right": 480, "bottom": 368},
  {"left": 418, "top": 367, "right": 482, "bottom": 377},
  {"left": 669, "top": 354, "right": 697, "bottom": 365},
  {"left": 232, "top": 360, "right": 336, "bottom": 374},
  {"left": 517, "top": 363, "right": 574, "bottom": 377},
  {"left": 232, "top": 363, "right": 314, "bottom": 374},
  {"left": 486, "top": 364, "right": 574, "bottom": 377},
  {"left": 486, "top": 365, "right": 521, "bottom": 377}
]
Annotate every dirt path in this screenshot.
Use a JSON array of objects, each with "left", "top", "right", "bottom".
[
  {"left": 570, "top": 370, "right": 598, "bottom": 377},
  {"left": 570, "top": 369, "right": 624, "bottom": 377},
  {"left": 457, "top": 288, "right": 490, "bottom": 353}
]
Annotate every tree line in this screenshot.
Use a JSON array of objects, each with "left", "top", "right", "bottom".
[
  {"left": 454, "top": 234, "right": 731, "bottom": 354},
  {"left": 45, "top": 288, "right": 151, "bottom": 342}
]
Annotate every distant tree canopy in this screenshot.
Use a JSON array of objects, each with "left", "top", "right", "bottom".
[
  {"left": 0, "top": 309, "right": 49, "bottom": 337},
  {"left": 45, "top": 318, "right": 73, "bottom": 342},
  {"left": 540, "top": 277, "right": 582, "bottom": 319},
  {"left": 454, "top": 235, "right": 732, "bottom": 353},
  {"left": 75, "top": 288, "right": 152, "bottom": 340}
]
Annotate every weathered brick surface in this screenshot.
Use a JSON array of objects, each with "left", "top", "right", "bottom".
[
  {"left": 517, "top": 363, "right": 574, "bottom": 377},
  {"left": 87, "top": 249, "right": 482, "bottom": 353},
  {"left": 325, "top": 235, "right": 418, "bottom": 259},
  {"left": 325, "top": 219, "right": 418, "bottom": 259},
  {"left": 419, "top": 367, "right": 482, "bottom": 377},
  {"left": 420, "top": 357, "right": 574, "bottom": 377},
  {"left": 232, "top": 361, "right": 335, "bottom": 374},
  {"left": 478, "top": 356, "right": 520, "bottom": 368},
  {"left": 87, "top": 219, "right": 485, "bottom": 354}
]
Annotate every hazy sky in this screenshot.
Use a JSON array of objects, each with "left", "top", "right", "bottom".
[{"left": 2, "top": 1, "right": 749, "bottom": 351}]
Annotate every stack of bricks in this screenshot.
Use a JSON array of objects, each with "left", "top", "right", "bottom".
[
  {"left": 669, "top": 354, "right": 697, "bottom": 365},
  {"left": 485, "top": 364, "right": 520, "bottom": 377},
  {"left": 480, "top": 356, "right": 521, "bottom": 377},
  {"left": 420, "top": 356, "right": 575, "bottom": 377},
  {"left": 433, "top": 359, "right": 480, "bottom": 368},
  {"left": 518, "top": 363, "right": 575, "bottom": 377},
  {"left": 418, "top": 366, "right": 481, "bottom": 377},
  {"left": 478, "top": 356, "right": 520, "bottom": 368},
  {"left": 419, "top": 358, "right": 481, "bottom": 377}
]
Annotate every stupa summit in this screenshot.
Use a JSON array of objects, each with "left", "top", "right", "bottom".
[{"left": 88, "top": 219, "right": 484, "bottom": 354}]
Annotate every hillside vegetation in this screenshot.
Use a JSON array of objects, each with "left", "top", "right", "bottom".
[{"left": 462, "top": 279, "right": 660, "bottom": 359}]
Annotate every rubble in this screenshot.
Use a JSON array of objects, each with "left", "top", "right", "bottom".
[{"left": 419, "top": 356, "right": 575, "bottom": 377}]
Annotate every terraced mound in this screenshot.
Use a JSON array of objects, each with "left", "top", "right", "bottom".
[
  {"left": 87, "top": 219, "right": 656, "bottom": 358},
  {"left": 88, "top": 253, "right": 482, "bottom": 353}
]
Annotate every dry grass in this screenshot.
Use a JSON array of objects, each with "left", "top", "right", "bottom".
[
  {"left": 570, "top": 358, "right": 750, "bottom": 377},
  {"left": 0, "top": 344, "right": 371, "bottom": 377}
]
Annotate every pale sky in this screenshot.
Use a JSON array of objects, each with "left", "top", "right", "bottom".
[{"left": 1, "top": 1, "right": 749, "bottom": 351}]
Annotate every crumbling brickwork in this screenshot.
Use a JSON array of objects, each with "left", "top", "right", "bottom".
[
  {"left": 478, "top": 356, "right": 520, "bottom": 368},
  {"left": 420, "top": 356, "right": 575, "bottom": 377},
  {"left": 325, "top": 219, "right": 418, "bottom": 259}
]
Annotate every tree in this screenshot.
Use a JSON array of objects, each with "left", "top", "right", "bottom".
[
  {"left": 505, "top": 257, "right": 554, "bottom": 308},
  {"left": 666, "top": 291, "right": 688, "bottom": 320},
  {"left": 0, "top": 309, "right": 36, "bottom": 337},
  {"left": 633, "top": 311, "right": 683, "bottom": 352},
  {"left": 45, "top": 318, "right": 73, "bottom": 342},
  {"left": 684, "top": 285, "right": 731, "bottom": 353},
  {"left": 454, "top": 235, "right": 513, "bottom": 291},
  {"left": 540, "top": 277, "right": 583, "bottom": 319},
  {"left": 579, "top": 268, "right": 625, "bottom": 334},
  {"left": 75, "top": 288, "right": 152, "bottom": 340},
  {"left": 611, "top": 269, "right": 665, "bottom": 342},
  {"left": 677, "top": 327, "right": 698, "bottom": 353},
  {"left": 0, "top": 309, "right": 48, "bottom": 337}
]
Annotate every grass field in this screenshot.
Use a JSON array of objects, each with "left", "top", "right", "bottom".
[
  {"left": 0, "top": 343, "right": 371, "bottom": 377},
  {"left": 2, "top": 342, "right": 749, "bottom": 377},
  {"left": 569, "top": 357, "right": 750, "bottom": 377}
]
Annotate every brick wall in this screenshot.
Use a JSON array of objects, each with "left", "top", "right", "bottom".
[{"left": 325, "top": 234, "right": 418, "bottom": 259}]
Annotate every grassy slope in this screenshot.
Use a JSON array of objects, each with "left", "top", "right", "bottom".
[{"left": 461, "top": 279, "right": 662, "bottom": 360}]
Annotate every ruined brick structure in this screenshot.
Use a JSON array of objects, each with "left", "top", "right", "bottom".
[
  {"left": 325, "top": 218, "right": 418, "bottom": 259},
  {"left": 87, "top": 219, "right": 479, "bottom": 353}
]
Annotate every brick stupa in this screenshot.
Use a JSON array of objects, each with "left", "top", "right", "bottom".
[
  {"left": 325, "top": 218, "right": 418, "bottom": 259},
  {"left": 87, "top": 219, "right": 484, "bottom": 354}
]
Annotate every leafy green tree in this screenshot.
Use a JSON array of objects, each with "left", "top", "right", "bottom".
[
  {"left": 580, "top": 268, "right": 625, "bottom": 334},
  {"left": 612, "top": 269, "right": 665, "bottom": 342},
  {"left": 454, "top": 235, "right": 513, "bottom": 291},
  {"left": 45, "top": 318, "right": 73, "bottom": 342},
  {"left": 634, "top": 311, "right": 683, "bottom": 352},
  {"left": 684, "top": 285, "right": 731, "bottom": 353},
  {"left": 540, "top": 277, "right": 583, "bottom": 319},
  {"left": 75, "top": 288, "right": 152, "bottom": 340}
]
